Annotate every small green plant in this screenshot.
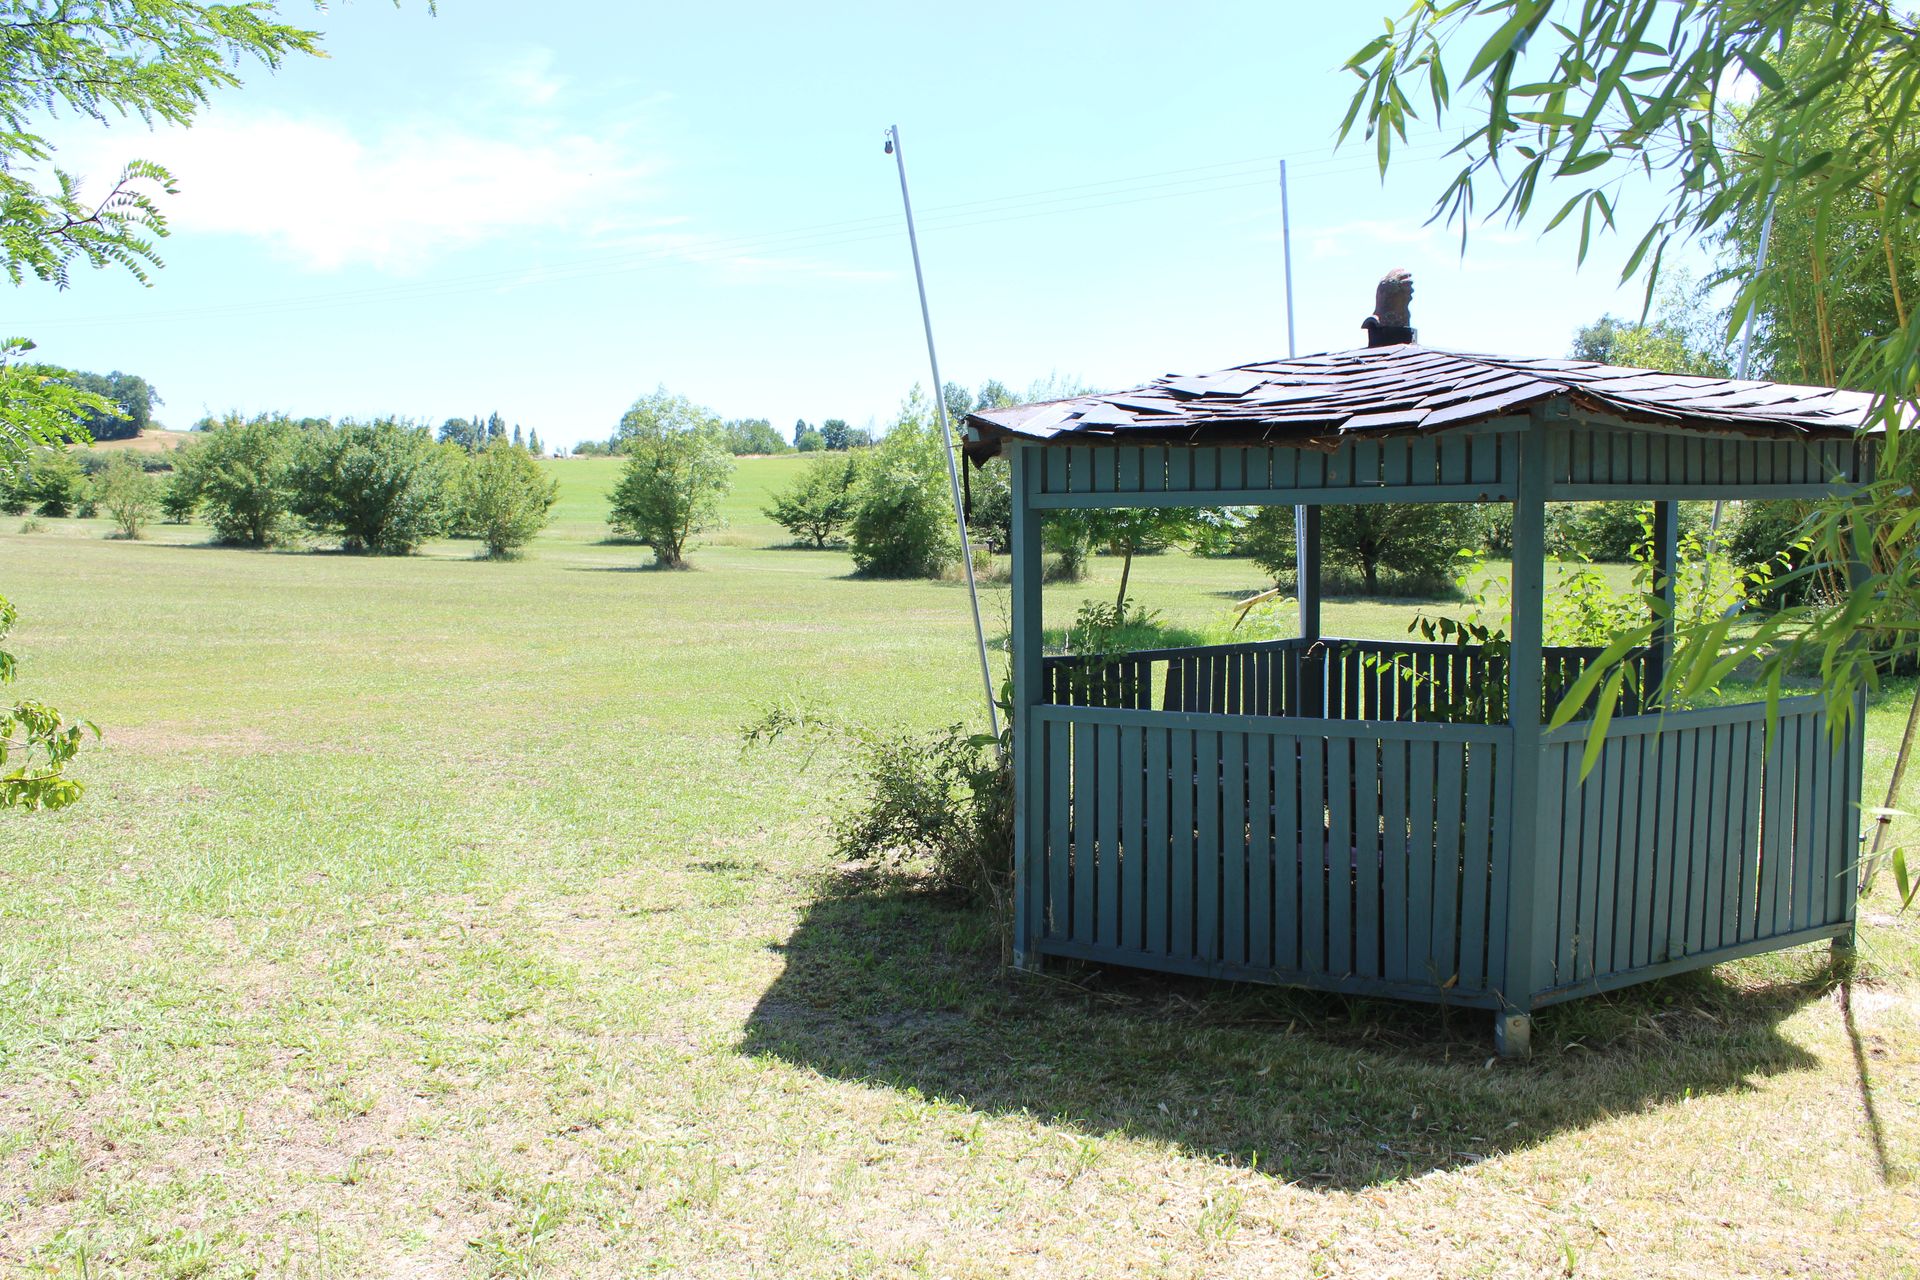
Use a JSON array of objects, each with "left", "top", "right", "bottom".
[
  {"left": 457, "top": 441, "right": 558, "bottom": 558},
  {"left": 1, "top": 593, "right": 94, "bottom": 810},
  {"left": 764, "top": 451, "right": 861, "bottom": 548},
  {"left": 743, "top": 701, "right": 1012, "bottom": 914},
  {"left": 95, "top": 450, "right": 157, "bottom": 539}
]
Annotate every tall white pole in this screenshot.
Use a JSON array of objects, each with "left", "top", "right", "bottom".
[
  {"left": 1281, "top": 158, "right": 1297, "bottom": 358},
  {"left": 886, "top": 124, "right": 1002, "bottom": 746}
]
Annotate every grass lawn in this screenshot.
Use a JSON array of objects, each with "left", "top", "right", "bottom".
[{"left": 2, "top": 456, "right": 1916, "bottom": 1278}]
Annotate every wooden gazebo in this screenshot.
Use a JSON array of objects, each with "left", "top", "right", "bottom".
[{"left": 966, "top": 336, "right": 1875, "bottom": 1056}]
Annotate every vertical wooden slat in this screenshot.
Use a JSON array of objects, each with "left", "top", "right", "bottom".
[
  {"left": 1121, "top": 726, "right": 1146, "bottom": 951},
  {"left": 1170, "top": 728, "right": 1195, "bottom": 958},
  {"left": 1248, "top": 733, "right": 1274, "bottom": 970},
  {"left": 1604, "top": 737, "right": 1635, "bottom": 977},
  {"left": 1460, "top": 739, "right": 1495, "bottom": 991},
  {"left": 1301, "top": 734, "right": 1327, "bottom": 971},
  {"left": 1116, "top": 447, "right": 1142, "bottom": 493},
  {"left": 1486, "top": 737, "right": 1514, "bottom": 995},
  {"left": 1222, "top": 731, "right": 1248, "bottom": 967},
  {"left": 1071, "top": 718, "right": 1098, "bottom": 943},
  {"left": 1668, "top": 724, "right": 1700, "bottom": 959},
  {"left": 1433, "top": 741, "right": 1465, "bottom": 985},
  {"left": 1631, "top": 733, "right": 1662, "bottom": 969},
  {"left": 1274, "top": 732, "right": 1301, "bottom": 970},
  {"left": 1826, "top": 710, "right": 1851, "bottom": 924},
  {"left": 1554, "top": 742, "right": 1584, "bottom": 983},
  {"left": 1757, "top": 717, "right": 1786, "bottom": 937},
  {"left": 1574, "top": 740, "right": 1608, "bottom": 982},
  {"left": 1166, "top": 448, "right": 1192, "bottom": 490},
  {"left": 1695, "top": 724, "right": 1727, "bottom": 954},
  {"left": 1097, "top": 725, "right": 1122, "bottom": 945},
  {"left": 1195, "top": 730, "right": 1222, "bottom": 961},
  {"left": 1145, "top": 726, "right": 1170, "bottom": 954},
  {"left": 1194, "top": 449, "right": 1219, "bottom": 492},
  {"left": 1327, "top": 736, "right": 1354, "bottom": 975},
  {"left": 1354, "top": 736, "right": 1383, "bottom": 979},
  {"left": 1044, "top": 447, "right": 1068, "bottom": 494},
  {"left": 1047, "top": 720, "right": 1071, "bottom": 939},
  {"left": 1382, "top": 737, "right": 1410, "bottom": 982},
  {"left": 1407, "top": 737, "right": 1437, "bottom": 983},
  {"left": 1791, "top": 711, "right": 1818, "bottom": 932},
  {"left": 1724, "top": 721, "right": 1758, "bottom": 945}
]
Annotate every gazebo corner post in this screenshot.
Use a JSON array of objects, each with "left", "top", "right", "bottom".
[
  {"left": 1010, "top": 443, "right": 1046, "bottom": 972},
  {"left": 1296, "top": 504, "right": 1322, "bottom": 716},
  {"left": 1647, "top": 501, "right": 1679, "bottom": 707},
  {"left": 1497, "top": 415, "right": 1555, "bottom": 1057}
]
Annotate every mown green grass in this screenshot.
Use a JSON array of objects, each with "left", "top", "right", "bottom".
[{"left": 1, "top": 463, "right": 1916, "bottom": 1278}]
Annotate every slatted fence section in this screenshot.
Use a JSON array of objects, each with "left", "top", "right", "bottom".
[
  {"left": 1537, "top": 698, "right": 1858, "bottom": 992},
  {"left": 1032, "top": 436, "right": 1515, "bottom": 503},
  {"left": 1044, "top": 638, "right": 1642, "bottom": 726},
  {"left": 1034, "top": 706, "right": 1513, "bottom": 1001},
  {"left": 1546, "top": 427, "right": 1873, "bottom": 494}
]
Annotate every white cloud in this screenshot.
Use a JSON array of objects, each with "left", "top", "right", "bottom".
[{"left": 54, "top": 107, "right": 654, "bottom": 274}]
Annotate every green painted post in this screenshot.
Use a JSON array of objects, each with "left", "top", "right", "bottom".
[
  {"left": 1497, "top": 415, "right": 1552, "bottom": 1057},
  {"left": 1011, "top": 444, "right": 1046, "bottom": 970},
  {"left": 1648, "top": 501, "right": 1679, "bottom": 706},
  {"left": 1295, "top": 505, "right": 1321, "bottom": 641}
]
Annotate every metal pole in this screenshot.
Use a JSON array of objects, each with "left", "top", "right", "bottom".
[
  {"left": 886, "top": 124, "right": 1003, "bottom": 746},
  {"left": 1280, "top": 158, "right": 1297, "bottom": 359}
]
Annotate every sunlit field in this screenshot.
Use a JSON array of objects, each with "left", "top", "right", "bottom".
[{"left": 1, "top": 456, "right": 1914, "bottom": 1278}]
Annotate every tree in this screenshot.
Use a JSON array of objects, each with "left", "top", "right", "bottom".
[
  {"left": 95, "top": 451, "right": 156, "bottom": 539},
  {"left": 820, "top": 419, "right": 852, "bottom": 451},
  {"left": 290, "top": 419, "right": 453, "bottom": 555},
  {"left": 1340, "top": 0, "right": 1920, "bottom": 731},
  {"left": 765, "top": 453, "right": 861, "bottom": 547},
  {"left": 1569, "top": 275, "right": 1731, "bottom": 377},
  {"left": 195, "top": 414, "right": 300, "bottom": 547},
  {"left": 794, "top": 424, "right": 826, "bottom": 452},
  {"left": 458, "top": 441, "right": 557, "bottom": 558},
  {"left": 527, "top": 429, "right": 542, "bottom": 456},
  {"left": 606, "top": 388, "right": 733, "bottom": 567},
  {"left": 159, "top": 447, "right": 203, "bottom": 523},
  {"left": 23, "top": 447, "right": 84, "bottom": 517},
  {"left": 52, "top": 370, "right": 163, "bottom": 441},
  {"left": 721, "top": 417, "right": 790, "bottom": 455},
  {"left": 1087, "top": 508, "right": 1202, "bottom": 615},
  {"left": 1248, "top": 504, "right": 1480, "bottom": 596},
  {"left": 847, "top": 388, "right": 958, "bottom": 578}
]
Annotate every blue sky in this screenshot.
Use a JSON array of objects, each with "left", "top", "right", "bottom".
[{"left": 13, "top": 1, "right": 1679, "bottom": 448}]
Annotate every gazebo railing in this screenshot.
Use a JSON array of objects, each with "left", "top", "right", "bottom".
[{"left": 1043, "top": 637, "right": 1654, "bottom": 725}]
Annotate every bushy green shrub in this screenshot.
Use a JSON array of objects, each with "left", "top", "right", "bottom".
[
  {"left": 745, "top": 706, "right": 1011, "bottom": 909},
  {"left": 94, "top": 451, "right": 156, "bottom": 539},
  {"left": 290, "top": 419, "right": 453, "bottom": 554},
  {"left": 606, "top": 391, "right": 733, "bottom": 567},
  {"left": 1546, "top": 500, "right": 1709, "bottom": 562},
  {"left": 764, "top": 452, "right": 861, "bottom": 548},
  {"left": 847, "top": 395, "right": 957, "bottom": 578},
  {"left": 1480, "top": 503, "right": 1513, "bottom": 556},
  {"left": 1726, "top": 499, "right": 1819, "bottom": 606},
  {"left": 966, "top": 456, "right": 1012, "bottom": 553},
  {"left": 1242, "top": 507, "right": 1298, "bottom": 586},
  {"left": 158, "top": 450, "right": 202, "bottom": 523},
  {"left": 11, "top": 446, "right": 84, "bottom": 517},
  {"left": 457, "top": 441, "right": 558, "bottom": 558},
  {"left": 196, "top": 415, "right": 301, "bottom": 547}
]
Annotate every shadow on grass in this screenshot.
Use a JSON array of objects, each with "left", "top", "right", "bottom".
[{"left": 742, "top": 874, "right": 1832, "bottom": 1190}]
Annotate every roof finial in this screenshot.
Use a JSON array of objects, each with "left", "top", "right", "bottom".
[{"left": 1362, "top": 268, "right": 1415, "bottom": 348}]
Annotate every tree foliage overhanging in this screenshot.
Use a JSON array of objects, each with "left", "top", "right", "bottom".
[{"left": 1342, "top": 0, "right": 1920, "bottom": 731}]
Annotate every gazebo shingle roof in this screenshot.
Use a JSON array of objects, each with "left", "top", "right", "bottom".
[{"left": 964, "top": 343, "right": 1878, "bottom": 458}]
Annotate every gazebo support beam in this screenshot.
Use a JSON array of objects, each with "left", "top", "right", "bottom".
[
  {"left": 1295, "top": 504, "right": 1321, "bottom": 641},
  {"left": 1498, "top": 416, "right": 1553, "bottom": 1058},
  {"left": 1010, "top": 444, "right": 1045, "bottom": 972},
  {"left": 1647, "top": 501, "right": 1679, "bottom": 707}
]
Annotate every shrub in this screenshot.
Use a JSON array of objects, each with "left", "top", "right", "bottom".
[
  {"left": 745, "top": 707, "right": 1011, "bottom": 909},
  {"left": 1319, "top": 504, "right": 1482, "bottom": 595},
  {"left": 94, "top": 452, "right": 156, "bottom": 539},
  {"left": 764, "top": 452, "right": 861, "bottom": 547},
  {"left": 290, "top": 419, "right": 453, "bottom": 554},
  {"left": 1242, "top": 507, "right": 1299, "bottom": 586},
  {"left": 1726, "top": 499, "right": 1819, "bottom": 606},
  {"left": 458, "top": 441, "right": 558, "bottom": 558},
  {"left": 159, "top": 449, "right": 202, "bottom": 523},
  {"left": 19, "top": 447, "right": 83, "bottom": 517},
  {"left": 606, "top": 390, "right": 733, "bottom": 567},
  {"left": 1041, "top": 512, "right": 1091, "bottom": 581},
  {"left": 1547, "top": 500, "right": 1709, "bottom": 562},
  {"left": 847, "top": 396, "right": 957, "bottom": 578},
  {"left": 966, "top": 456, "right": 1013, "bottom": 553},
  {"left": 1480, "top": 503, "right": 1513, "bottom": 556},
  {"left": 196, "top": 415, "right": 300, "bottom": 547}
]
